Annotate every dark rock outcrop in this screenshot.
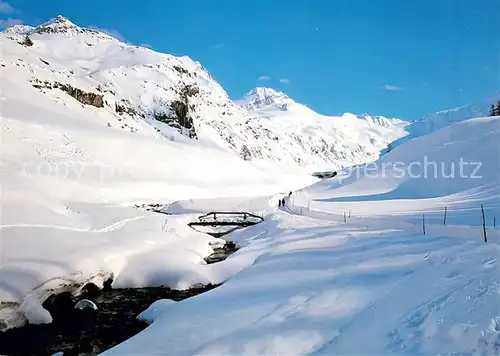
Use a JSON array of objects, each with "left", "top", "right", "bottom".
[
  {"left": 153, "top": 84, "right": 199, "bottom": 139},
  {"left": 115, "top": 100, "right": 137, "bottom": 116},
  {"left": 19, "top": 35, "right": 33, "bottom": 47},
  {"left": 240, "top": 144, "right": 252, "bottom": 161},
  {"left": 154, "top": 101, "right": 197, "bottom": 139},
  {"left": 181, "top": 84, "right": 199, "bottom": 98},
  {"left": 30, "top": 79, "right": 104, "bottom": 108},
  {"left": 55, "top": 83, "right": 104, "bottom": 108},
  {"left": 173, "top": 65, "right": 188, "bottom": 75}
]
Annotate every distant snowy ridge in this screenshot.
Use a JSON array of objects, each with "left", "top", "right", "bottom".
[
  {"left": 391, "top": 94, "right": 500, "bottom": 150},
  {"left": 235, "top": 87, "right": 408, "bottom": 170},
  {"left": 2, "top": 16, "right": 408, "bottom": 171}
]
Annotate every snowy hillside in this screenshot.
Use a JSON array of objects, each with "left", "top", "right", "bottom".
[
  {"left": 295, "top": 116, "right": 500, "bottom": 226},
  {"left": 391, "top": 94, "right": 500, "bottom": 150},
  {"left": 104, "top": 116, "right": 500, "bottom": 356},
  {"left": 2, "top": 16, "right": 408, "bottom": 172}
]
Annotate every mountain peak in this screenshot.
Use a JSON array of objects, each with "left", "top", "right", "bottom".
[
  {"left": 37, "top": 15, "right": 78, "bottom": 33},
  {"left": 47, "top": 15, "right": 72, "bottom": 25},
  {"left": 241, "top": 87, "right": 293, "bottom": 111},
  {"left": 2, "top": 15, "right": 123, "bottom": 41}
]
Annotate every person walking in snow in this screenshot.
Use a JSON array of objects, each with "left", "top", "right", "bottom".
[
  {"left": 281, "top": 197, "right": 286, "bottom": 207},
  {"left": 278, "top": 199, "right": 282, "bottom": 208}
]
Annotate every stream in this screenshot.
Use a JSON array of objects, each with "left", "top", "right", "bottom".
[{"left": 0, "top": 242, "right": 239, "bottom": 356}]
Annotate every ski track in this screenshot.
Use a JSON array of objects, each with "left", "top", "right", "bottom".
[{"left": 0, "top": 215, "right": 147, "bottom": 233}]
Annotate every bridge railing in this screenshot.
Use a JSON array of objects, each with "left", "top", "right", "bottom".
[{"left": 197, "top": 212, "right": 264, "bottom": 223}]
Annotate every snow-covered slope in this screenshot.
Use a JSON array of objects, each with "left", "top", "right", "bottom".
[
  {"left": 296, "top": 116, "right": 500, "bottom": 226},
  {"left": 391, "top": 94, "right": 499, "bottom": 150},
  {"left": 2, "top": 16, "right": 408, "bottom": 172},
  {"left": 103, "top": 116, "right": 500, "bottom": 356},
  {"left": 105, "top": 212, "right": 500, "bottom": 356}
]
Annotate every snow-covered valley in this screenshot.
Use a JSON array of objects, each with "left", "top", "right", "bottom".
[{"left": 1, "top": 15, "right": 500, "bottom": 356}]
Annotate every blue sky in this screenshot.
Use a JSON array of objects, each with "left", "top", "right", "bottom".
[{"left": 2, "top": 0, "right": 499, "bottom": 120}]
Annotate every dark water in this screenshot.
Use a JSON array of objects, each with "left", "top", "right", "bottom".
[{"left": 0, "top": 243, "right": 238, "bottom": 356}]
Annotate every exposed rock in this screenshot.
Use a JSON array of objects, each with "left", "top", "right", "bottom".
[
  {"left": 115, "top": 100, "right": 137, "bottom": 116},
  {"left": 172, "top": 100, "right": 188, "bottom": 120},
  {"left": 173, "top": 65, "right": 188, "bottom": 75},
  {"left": 30, "top": 79, "right": 104, "bottom": 108},
  {"left": 152, "top": 84, "right": 199, "bottom": 139},
  {"left": 180, "top": 84, "right": 199, "bottom": 98},
  {"left": 154, "top": 101, "right": 197, "bottom": 139},
  {"left": 19, "top": 35, "right": 33, "bottom": 47},
  {"left": 240, "top": 144, "right": 252, "bottom": 161},
  {"left": 74, "top": 299, "right": 98, "bottom": 311},
  {"left": 55, "top": 83, "right": 104, "bottom": 108}
]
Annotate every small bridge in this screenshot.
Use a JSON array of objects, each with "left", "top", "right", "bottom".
[{"left": 188, "top": 212, "right": 264, "bottom": 228}]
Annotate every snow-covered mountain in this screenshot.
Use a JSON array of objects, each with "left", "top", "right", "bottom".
[
  {"left": 2, "top": 16, "right": 408, "bottom": 172},
  {"left": 235, "top": 87, "right": 408, "bottom": 169}
]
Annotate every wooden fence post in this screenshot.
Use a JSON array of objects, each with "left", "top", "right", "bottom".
[
  {"left": 481, "top": 204, "right": 487, "bottom": 242},
  {"left": 422, "top": 214, "right": 426, "bottom": 235},
  {"left": 443, "top": 206, "right": 447, "bottom": 226}
]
